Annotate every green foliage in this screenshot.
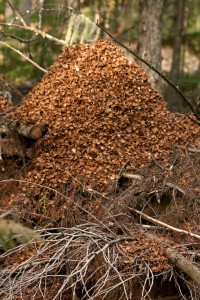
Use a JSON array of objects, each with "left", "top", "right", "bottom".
[
  {"left": 178, "top": 73, "right": 200, "bottom": 92},
  {"left": 183, "top": 31, "right": 200, "bottom": 55},
  {"left": 1, "top": 2, "right": 64, "bottom": 85},
  {"left": 186, "top": 0, "right": 200, "bottom": 32},
  {"left": 39, "top": 194, "right": 49, "bottom": 214},
  {"left": 0, "top": 219, "right": 43, "bottom": 251}
]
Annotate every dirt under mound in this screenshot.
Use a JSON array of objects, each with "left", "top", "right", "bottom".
[{"left": 9, "top": 39, "right": 200, "bottom": 191}]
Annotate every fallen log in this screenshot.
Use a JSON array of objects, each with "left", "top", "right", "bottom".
[
  {"left": 145, "top": 232, "right": 200, "bottom": 289},
  {"left": 9, "top": 123, "right": 46, "bottom": 139},
  {"left": 0, "top": 116, "right": 47, "bottom": 139},
  {"left": 121, "top": 220, "right": 200, "bottom": 289},
  {"left": 0, "top": 117, "right": 47, "bottom": 158}
]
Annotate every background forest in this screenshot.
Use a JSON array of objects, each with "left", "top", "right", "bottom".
[{"left": 0, "top": 0, "right": 200, "bottom": 111}]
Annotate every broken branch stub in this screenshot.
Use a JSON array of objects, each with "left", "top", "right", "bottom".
[
  {"left": 0, "top": 117, "right": 47, "bottom": 139},
  {"left": 9, "top": 123, "right": 47, "bottom": 139}
]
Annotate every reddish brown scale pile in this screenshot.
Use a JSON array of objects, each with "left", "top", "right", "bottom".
[
  {"left": 10, "top": 40, "right": 200, "bottom": 190},
  {"left": 0, "top": 96, "right": 12, "bottom": 111}
]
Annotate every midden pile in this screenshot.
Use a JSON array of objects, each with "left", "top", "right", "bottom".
[{"left": 10, "top": 40, "right": 200, "bottom": 190}]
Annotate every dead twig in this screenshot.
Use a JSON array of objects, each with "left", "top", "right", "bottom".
[
  {"left": 0, "top": 22, "right": 66, "bottom": 46},
  {"left": 122, "top": 172, "right": 186, "bottom": 195},
  {"left": 0, "top": 209, "right": 14, "bottom": 218},
  {"left": 128, "top": 207, "right": 200, "bottom": 241},
  {"left": 0, "top": 107, "right": 17, "bottom": 116},
  {"left": 5, "top": 0, "right": 28, "bottom": 28},
  {"left": 121, "top": 172, "right": 143, "bottom": 180},
  {"left": 0, "top": 225, "right": 136, "bottom": 300},
  {"left": 0, "top": 41, "right": 47, "bottom": 73}
]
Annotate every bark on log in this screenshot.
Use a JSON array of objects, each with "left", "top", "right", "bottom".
[
  {"left": 116, "top": 220, "right": 200, "bottom": 288},
  {"left": 0, "top": 116, "right": 47, "bottom": 139},
  {"left": 9, "top": 123, "right": 46, "bottom": 139},
  {"left": 165, "top": 247, "right": 200, "bottom": 287},
  {"left": 145, "top": 233, "right": 200, "bottom": 288}
]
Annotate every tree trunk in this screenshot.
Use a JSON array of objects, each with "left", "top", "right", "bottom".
[
  {"left": 165, "top": 0, "right": 186, "bottom": 111},
  {"left": 137, "top": 0, "right": 164, "bottom": 94},
  {"left": 169, "top": 0, "right": 185, "bottom": 85}
]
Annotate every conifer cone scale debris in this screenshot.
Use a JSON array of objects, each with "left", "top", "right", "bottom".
[
  {"left": 0, "top": 96, "right": 13, "bottom": 111},
  {"left": 10, "top": 40, "right": 200, "bottom": 190}
]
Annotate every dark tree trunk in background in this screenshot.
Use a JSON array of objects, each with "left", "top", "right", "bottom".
[
  {"left": 137, "top": 0, "right": 164, "bottom": 94},
  {"left": 165, "top": 0, "right": 186, "bottom": 110},
  {"left": 169, "top": 0, "right": 185, "bottom": 84},
  {"left": 18, "top": 0, "right": 32, "bottom": 23}
]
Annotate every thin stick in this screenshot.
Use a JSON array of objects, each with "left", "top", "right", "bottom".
[
  {"left": 122, "top": 172, "right": 186, "bottom": 194},
  {"left": 6, "top": 0, "right": 28, "bottom": 28},
  {"left": 128, "top": 207, "right": 200, "bottom": 241},
  {"left": 0, "top": 41, "right": 47, "bottom": 73},
  {"left": 0, "top": 209, "right": 13, "bottom": 218},
  {"left": 122, "top": 172, "right": 143, "bottom": 180},
  {"left": 0, "top": 22, "right": 67, "bottom": 46}
]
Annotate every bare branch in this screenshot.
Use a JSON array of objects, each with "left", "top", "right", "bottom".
[
  {"left": 0, "top": 222, "right": 140, "bottom": 299},
  {"left": 5, "top": 0, "right": 28, "bottom": 28},
  {"left": 0, "top": 22, "right": 67, "bottom": 46},
  {"left": 122, "top": 172, "right": 187, "bottom": 194},
  {"left": 0, "top": 209, "right": 13, "bottom": 218},
  {"left": 121, "top": 172, "right": 143, "bottom": 180},
  {"left": 3, "top": 33, "right": 36, "bottom": 43},
  {"left": 37, "top": 0, "right": 44, "bottom": 30},
  {"left": 0, "top": 40, "right": 47, "bottom": 73},
  {"left": 122, "top": 171, "right": 188, "bottom": 194},
  {"left": 129, "top": 207, "right": 200, "bottom": 241}
]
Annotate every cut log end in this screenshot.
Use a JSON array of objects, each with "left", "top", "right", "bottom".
[
  {"left": 13, "top": 123, "right": 47, "bottom": 139},
  {"left": 0, "top": 116, "right": 48, "bottom": 140},
  {"left": 29, "top": 124, "right": 45, "bottom": 139}
]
